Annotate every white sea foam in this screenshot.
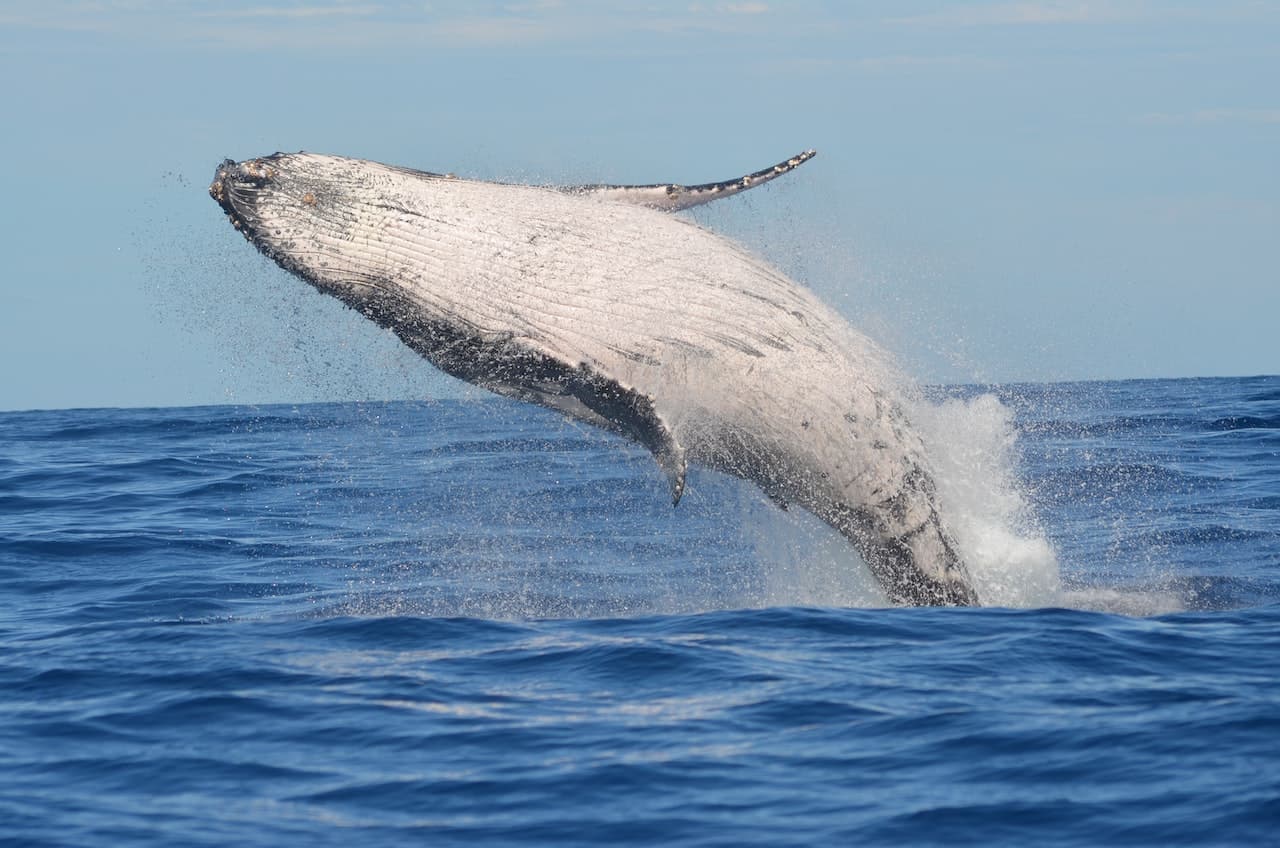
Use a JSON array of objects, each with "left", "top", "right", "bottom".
[
  {"left": 743, "top": 491, "right": 889, "bottom": 609},
  {"left": 1056, "top": 587, "right": 1187, "bottom": 617},
  {"left": 916, "top": 392, "right": 1200, "bottom": 615},
  {"left": 911, "top": 392, "right": 1062, "bottom": 607}
]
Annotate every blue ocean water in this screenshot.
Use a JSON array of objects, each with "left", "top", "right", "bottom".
[{"left": 2, "top": 375, "right": 1278, "bottom": 846}]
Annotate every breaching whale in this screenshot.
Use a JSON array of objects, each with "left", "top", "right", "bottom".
[{"left": 209, "top": 150, "right": 979, "bottom": 606}]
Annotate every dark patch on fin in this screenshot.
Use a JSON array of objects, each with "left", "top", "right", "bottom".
[
  {"left": 652, "top": 433, "right": 687, "bottom": 506},
  {"left": 346, "top": 286, "right": 689, "bottom": 506},
  {"left": 512, "top": 364, "right": 687, "bottom": 506},
  {"left": 575, "top": 370, "right": 686, "bottom": 505},
  {"left": 553, "top": 377, "right": 686, "bottom": 505},
  {"left": 563, "top": 149, "right": 817, "bottom": 212}
]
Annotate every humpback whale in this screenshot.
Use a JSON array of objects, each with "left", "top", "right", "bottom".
[{"left": 209, "top": 150, "right": 978, "bottom": 606}]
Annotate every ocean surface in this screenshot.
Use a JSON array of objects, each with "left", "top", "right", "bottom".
[{"left": 2, "top": 375, "right": 1278, "bottom": 846}]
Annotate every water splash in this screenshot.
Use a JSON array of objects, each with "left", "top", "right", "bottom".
[
  {"left": 739, "top": 488, "right": 889, "bottom": 609},
  {"left": 911, "top": 392, "right": 1062, "bottom": 607}
]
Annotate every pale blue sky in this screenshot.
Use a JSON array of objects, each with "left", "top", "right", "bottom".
[{"left": 1, "top": 1, "right": 1276, "bottom": 411}]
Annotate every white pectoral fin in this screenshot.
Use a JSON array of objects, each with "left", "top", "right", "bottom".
[{"left": 563, "top": 149, "right": 816, "bottom": 212}]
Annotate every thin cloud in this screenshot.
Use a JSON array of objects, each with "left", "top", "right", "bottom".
[
  {"left": 502, "top": 1, "right": 565, "bottom": 11},
  {"left": 430, "top": 14, "right": 558, "bottom": 45},
  {"left": 854, "top": 54, "right": 1000, "bottom": 71},
  {"left": 1138, "top": 109, "right": 1280, "bottom": 126},
  {"left": 765, "top": 53, "right": 1002, "bottom": 77},
  {"left": 888, "top": 2, "right": 1140, "bottom": 27},
  {"left": 686, "top": 2, "right": 769, "bottom": 15},
  {"left": 1, "top": 0, "right": 779, "bottom": 48},
  {"left": 197, "top": 5, "right": 382, "bottom": 19}
]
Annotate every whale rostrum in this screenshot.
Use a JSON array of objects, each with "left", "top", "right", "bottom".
[{"left": 210, "top": 150, "right": 979, "bottom": 606}]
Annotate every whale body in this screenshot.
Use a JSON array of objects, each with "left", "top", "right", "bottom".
[{"left": 209, "top": 151, "right": 978, "bottom": 606}]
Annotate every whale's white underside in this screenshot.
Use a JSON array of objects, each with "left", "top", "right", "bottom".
[{"left": 211, "top": 151, "right": 977, "bottom": 605}]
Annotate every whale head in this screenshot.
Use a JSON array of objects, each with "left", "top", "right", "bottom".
[{"left": 209, "top": 153, "right": 416, "bottom": 303}]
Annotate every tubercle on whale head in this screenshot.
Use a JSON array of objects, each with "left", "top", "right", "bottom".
[
  {"left": 209, "top": 156, "right": 287, "bottom": 234},
  {"left": 210, "top": 158, "right": 252, "bottom": 235},
  {"left": 209, "top": 154, "right": 329, "bottom": 255}
]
